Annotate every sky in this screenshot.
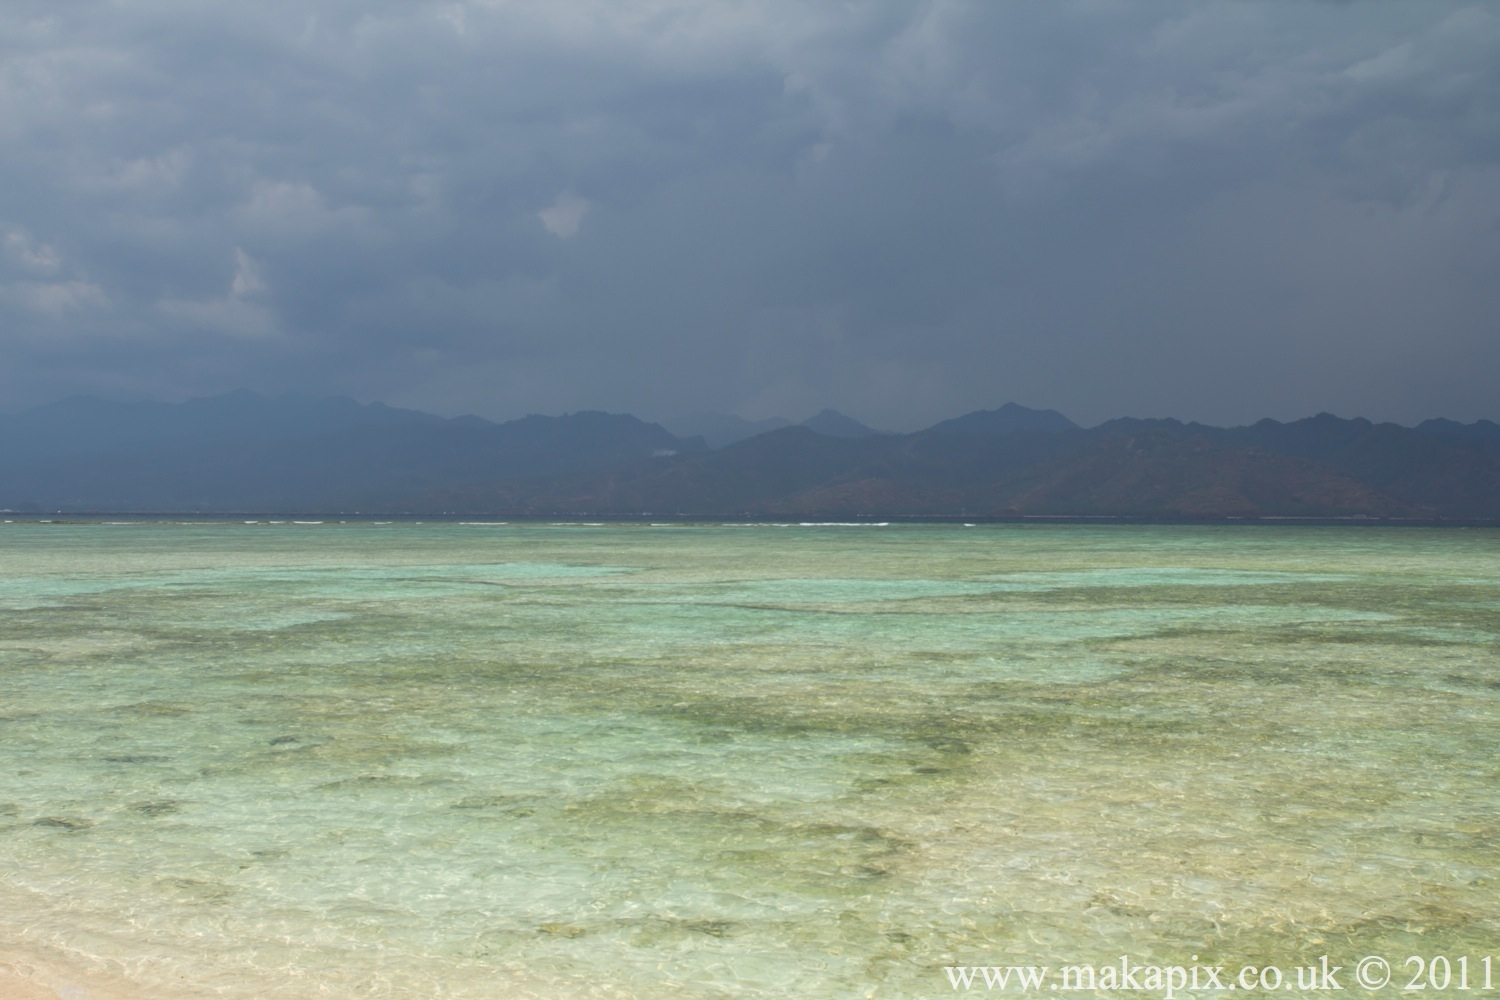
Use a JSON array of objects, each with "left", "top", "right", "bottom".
[{"left": 2, "top": 1, "right": 1498, "bottom": 429}]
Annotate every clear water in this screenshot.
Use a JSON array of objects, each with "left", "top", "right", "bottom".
[{"left": 1, "top": 521, "right": 1497, "bottom": 998}]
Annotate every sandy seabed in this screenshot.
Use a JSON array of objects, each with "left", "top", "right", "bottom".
[
  {"left": 4, "top": 521, "right": 1498, "bottom": 999},
  {"left": 1, "top": 945, "right": 188, "bottom": 1000}
]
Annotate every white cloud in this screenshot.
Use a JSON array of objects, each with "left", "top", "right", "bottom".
[
  {"left": 81, "top": 148, "right": 192, "bottom": 194},
  {"left": 4, "top": 229, "right": 61, "bottom": 274},
  {"left": 230, "top": 247, "right": 265, "bottom": 298},
  {"left": 0, "top": 1, "right": 1497, "bottom": 423},
  {"left": 0, "top": 227, "right": 108, "bottom": 324},
  {"left": 2, "top": 279, "right": 107, "bottom": 318},
  {"left": 233, "top": 180, "right": 369, "bottom": 237},
  {"left": 156, "top": 248, "right": 275, "bottom": 340},
  {"left": 157, "top": 295, "right": 275, "bottom": 340},
  {"left": 538, "top": 192, "right": 590, "bottom": 238}
]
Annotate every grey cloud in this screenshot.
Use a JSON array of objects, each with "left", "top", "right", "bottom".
[{"left": 1, "top": 1, "right": 1497, "bottom": 427}]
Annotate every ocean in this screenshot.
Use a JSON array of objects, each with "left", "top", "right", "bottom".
[{"left": 2, "top": 520, "right": 1497, "bottom": 998}]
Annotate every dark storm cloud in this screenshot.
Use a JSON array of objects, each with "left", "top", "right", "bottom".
[{"left": 2, "top": 1, "right": 1497, "bottom": 427}]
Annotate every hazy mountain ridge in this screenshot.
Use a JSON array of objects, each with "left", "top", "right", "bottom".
[
  {"left": 0, "top": 390, "right": 461, "bottom": 462},
  {"left": 799, "top": 409, "right": 888, "bottom": 438},
  {"left": 663, "top": 408, "right": 887, "bottom": 446},
  {"left": 0, "top": 393, "right": 695, "bottom": 511},
  {"left": 1, "top": 393, "right": 1496, "bottom": 517},
  {"left": 418, "top": 414, "right": 1500, "bottom": 519},
  {"left": 661, "top": 412, "right": 792, "bottom": 449},
  {"left": 926, "top": 403, "right": 1078, "bottom": 435}
]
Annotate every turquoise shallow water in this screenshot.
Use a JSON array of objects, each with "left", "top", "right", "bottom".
[{"left": 1, "top": 521, "right": 1498, "bottom": 998}]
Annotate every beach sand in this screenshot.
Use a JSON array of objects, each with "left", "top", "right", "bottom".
[
  {"left": 0, "top": 949, "right": 149, "bottom": 1000},
  {"left": 0, "top": 944, "right": 255, "bottom": 1000},
  {"left": 0, "top": 967, "right": 57, "bottom": 1000},
  {"left": 0, "top": 943, "right": 597, "bottom": 1000}
]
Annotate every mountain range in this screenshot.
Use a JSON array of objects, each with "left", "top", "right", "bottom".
[{"left": 2, "top": 392, "right": 1497, "bottom": 519}]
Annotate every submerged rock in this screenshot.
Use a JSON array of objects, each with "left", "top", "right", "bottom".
[
  {"left": 538, "top": 922, "right": 585, "bottom": 938},
  {"left": 34, "top": 816, "right": 93, "bottom": 830}
]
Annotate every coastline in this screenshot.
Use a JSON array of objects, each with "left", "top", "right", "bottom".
[
  {"left": 0, "top": 943, "right": 195, "bottom": 1000},
  {"left": 4, "top": 511, "right": 1499, "bottom": 527},
  {"left": 0, "top": 943, "right": 557, "bottom": 1000}
]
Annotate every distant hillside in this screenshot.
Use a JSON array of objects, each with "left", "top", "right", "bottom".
[
  {"left": 428, "top": 427, "right": 905, "bottom": 515},
  {"left": 0, "top": 393, "right": 698, "bottom": 511},
  {"left": 1217, "top": 414, "right": 1500, "bottom": 518},
  {"left": 417, "top": 413, "right": 1500, "bottom": 519},
  {"left": 666, "top": 402, "right": 1075, "bottom": 449},
  {"left": 663, "top": 408, "right": 888, "bottom": 447},
  {"left": 925, "top": 402, "right": 1077, "bottom": 435},
  {"left": 1415, "top": 418, "right": 1500, "bottom": 456},
  {"left": 995, "top": 424, "right": 1414, "bottom": 518},
  {"left": 799, "top": 409, "right": 887, "bottom": 438},
  {"left": 3, "top": 393, "right": 1497, "bottom": 518},
  {"left": 0, "top": 389, "right": 454, "bottom": 464},
  {"left": 662, "top": 412, "right": 792, "bottom": 449}
]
